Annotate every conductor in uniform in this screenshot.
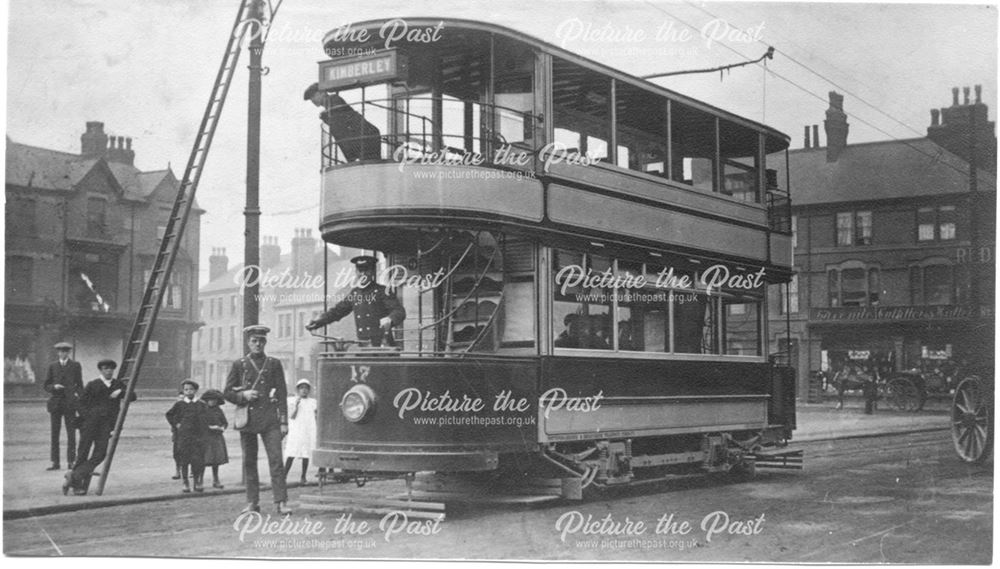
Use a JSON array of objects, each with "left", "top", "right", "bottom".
[
  {"left": 224, "top": 325, "right": 291, "bottom": 515},
  {"left": 45, "top": 341, "right": 83, "bottom": 471},
  {"left": 305, "top": 255, "right": 406, "bottom": 346}
]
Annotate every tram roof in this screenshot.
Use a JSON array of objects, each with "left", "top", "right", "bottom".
[{"left": 322, "top": 18, "right": 790, "bottom": 151}]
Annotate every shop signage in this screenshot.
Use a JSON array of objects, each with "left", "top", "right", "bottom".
[
  {"left": 955, "top": 245, "right": 993, "bottom": 264},
  {"left": 318, "top": 50, "right": 405, "bottom": 91},
  {"left": 811, "top": 305, "right": 981, "bottom": 323}
]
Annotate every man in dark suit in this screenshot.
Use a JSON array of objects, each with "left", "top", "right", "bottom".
[
  {"left": 304, "top": 83, "right": 383, "bottom": 162},
  {"left": 63, "top": 359, "right": 136, "bottom": 495},
  {"left": 224, "top": 326, "right": 291, "bottom": 515},
  {"left": 305, "top": 255, "right": 406, "bottom": 347},
  {"left": 44, "top": 342, "right": 83, "bottom": 471}
]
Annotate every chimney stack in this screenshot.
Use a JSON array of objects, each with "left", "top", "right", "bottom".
[
  {"left": 963, "top": 86, "right": 971, "bottom": 105},
  {"left": 812, "top": 125, "right": 820, "bottom": 148},
  {"left": 106, "top": 134, "right": 136, "bottom": 166},
  {"left": 824, "top": 91, "right": 849, "bottom": 163},
  {"left": 952, "top": 87, "right": 959, "bottom": 106},
  {"left": 81, "top": 121, "right": 109, "bottom": 158},
  {"left": 930, "top": 108, "right": 940, "bottom": 126},
  {"left": 804, "top": 126, "right": 811, "bottom": 149},
  {"left": 975, "top": 84, "right": 982, "bottom": 104},
  {"left": 261, "top": 235, "right": 281, "bottom": 270},
  {"left": 209, "top": 248, "right": 229, "bottom": 282},
  {"left": 291, "top": 228, "right": 317, "bottom": 277}
]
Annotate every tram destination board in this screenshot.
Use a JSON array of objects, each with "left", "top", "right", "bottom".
[{"left": 318, "top": 49, "right": 407, "bottom": 91}]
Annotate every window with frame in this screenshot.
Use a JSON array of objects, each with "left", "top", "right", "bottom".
[
  {"left": 910, "top": 260, "right": 959, "bottom": 305},
  {"left": 917, "top": 206, "right": 957, "bottom": 242},
  {"left": 87, "top": 197, "right": 108, "bottom": 238},
  {"left": 828, "top": 263, "right": 880, "bottom": 307},
  {"left": 5, "top": 195, "right": 36, "bottom": 236},
  {"left": 779, "top": 274, "right": 799, "bottom": 314},
  {"left": 836, "top": 211, "right": 872, "bottom": 246},
  {"left": 6, "top": 256, "right": 33, "bottom": 300}
]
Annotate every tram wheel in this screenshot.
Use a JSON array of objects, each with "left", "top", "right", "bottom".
[{"left": 952, "top": 376, "right": 993, "bottom": 464}]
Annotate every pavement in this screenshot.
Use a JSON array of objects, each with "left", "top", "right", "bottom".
[{"left": 2, "top": 396, "right": 951, "bottom": 520}]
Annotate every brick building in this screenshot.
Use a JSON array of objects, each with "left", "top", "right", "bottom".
[
  {"left": 768, "top": 88, "right": 995, "bottom": 398},
  {"left": 192, "top": 230, "right": 358, "bottom": 391},
  {"left": 5, "top": 122, "right": 203, "bottom": 395}
]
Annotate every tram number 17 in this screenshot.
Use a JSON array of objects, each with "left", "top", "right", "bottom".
[{"left": 350, "top": 365, "right": 371, "bottom": 383}]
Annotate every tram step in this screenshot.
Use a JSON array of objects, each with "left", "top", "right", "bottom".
[
  {"left": 389, "top": 490, "right": 561, "bottom": 505},
  {"left": 298, "top": 491, "right": 445, "bottom": 521}
]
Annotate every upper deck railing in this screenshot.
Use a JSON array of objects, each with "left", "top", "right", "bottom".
[{"left": 320, "top": 96, "right": 542, "bottom": 170}]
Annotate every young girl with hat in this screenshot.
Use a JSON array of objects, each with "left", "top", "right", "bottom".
[
  {"left": 200, "top": 389, "right": 229, "bottom": 489},
  {"left": 284, "top": 379, "right": 317, "bottom": 485}
]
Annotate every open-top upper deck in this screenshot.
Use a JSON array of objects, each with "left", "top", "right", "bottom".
[{"left": 314, "top": 18, "right": 792, "bottom": 274}]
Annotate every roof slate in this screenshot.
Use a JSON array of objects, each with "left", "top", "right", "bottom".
[{"left": 777, "top": 137, "right": 995, "bottom": 207}]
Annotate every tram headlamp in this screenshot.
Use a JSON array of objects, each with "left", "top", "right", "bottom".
[{"left": 340, "top": 384, "right": 377, "bottom": 423}]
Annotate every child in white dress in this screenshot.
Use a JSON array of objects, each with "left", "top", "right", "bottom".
[{"left": 284, "top": 379, "right": 317, "bottom": 485}]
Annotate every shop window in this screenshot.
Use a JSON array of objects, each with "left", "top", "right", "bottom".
[{"left": 836, "top": 210, "right": 872, "bottom": 246}]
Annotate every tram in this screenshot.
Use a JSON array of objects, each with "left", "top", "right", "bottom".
[{"left": 308, "top": 18, "right": 798, "bottom": 496}]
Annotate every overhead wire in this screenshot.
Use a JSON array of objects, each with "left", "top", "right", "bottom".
[{"left": 639, "top": 0, "right": 994, "bottom": 190}]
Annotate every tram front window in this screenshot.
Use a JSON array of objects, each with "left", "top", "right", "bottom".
[{"left": 387, "top": 230, "right": 536, "bottom": 355}]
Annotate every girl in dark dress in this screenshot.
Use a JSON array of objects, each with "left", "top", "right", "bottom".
[
  {"left": 200, "top": 389, "right": 229, "bottom": 489},
  {"left": 165, "top": 380, "right": 207, "bottom": 493}
]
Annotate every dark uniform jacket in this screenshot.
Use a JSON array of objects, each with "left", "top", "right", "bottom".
[
  {"left": 317, "top": 282, "right": 406, "bottom": 344},
  {"left": 322, "top": 94, "right": 382, "bottom": 162},
  {"left": 79, "top": 377, "right": 136, "bottom": 423},
  {"left": 44, "top": 360, "right": 83, "bottom": 414},
  {"left": 223, "top": 354, "right": 288, "bottom": 434}
]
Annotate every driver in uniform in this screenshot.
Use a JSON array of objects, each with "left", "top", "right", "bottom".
[{"left": 305, "top": 255, "right": 406, "bottom": 346}]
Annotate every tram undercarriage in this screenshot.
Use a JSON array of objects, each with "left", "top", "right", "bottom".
[{"left": 315, "top": 426, "right": 801, "bottom": 503}]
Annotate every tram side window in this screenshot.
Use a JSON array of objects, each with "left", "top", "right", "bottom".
[
  {"left": 722, "top": 295, "right": 762, "bottom": 356},
  {"left": 615, "top": 260, "right": 668, "bottom": 352},
  {"left": 615, "top": 82, "right": 668, "bottom": 176},
  {"left": 552, "top": 58, "right": 611, "bottom": 162},
  {"left": 673, "top": 292, "right": 718, "bottom": 354},
  {"left": 670, "top": 101, "right": 717, "bottom": 191},
  {"left": 553, "top": 249, "right": 612, "bottom": 350},
  {"left": 719, "top": 121, "right": 761, "bottom": 203},
  {"left": 493, "top": 36, "right": 536, "bottom": 148}
]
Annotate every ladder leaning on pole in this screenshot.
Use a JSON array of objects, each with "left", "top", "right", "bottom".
[{"left": 94, "top": 0, "right": 259, "bottom": 495}]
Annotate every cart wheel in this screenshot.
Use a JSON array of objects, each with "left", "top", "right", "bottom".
[
  {"left": 952, "top": 376, "right": 993, "bottom": 464},
  {"left": 887, "top": 377, "right": 918, "bottom": 411}
]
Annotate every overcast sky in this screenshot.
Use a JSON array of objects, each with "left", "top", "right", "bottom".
[{"left": 4, "top": 0, "right": 997, "bottom": 285}]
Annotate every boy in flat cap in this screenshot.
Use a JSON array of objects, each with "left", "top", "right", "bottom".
[
  {"left": 64, "top": 359, "right": 136, "bottom": 495},
  {"left": 305, "top": 255, "right": 406, "bottom": 347},
  {"left": 44, "top": 341, "right": 83, "bottom": 471},
  {"left": 224, "top": 326, "right": 291, "bottom": 515},
  {"left": 166, "top": 379, "right": 207, "bottom": 493}
]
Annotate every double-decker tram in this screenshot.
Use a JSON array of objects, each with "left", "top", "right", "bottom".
[{"left": 308, "top": 18, "right": 798, "bottom": 499}]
